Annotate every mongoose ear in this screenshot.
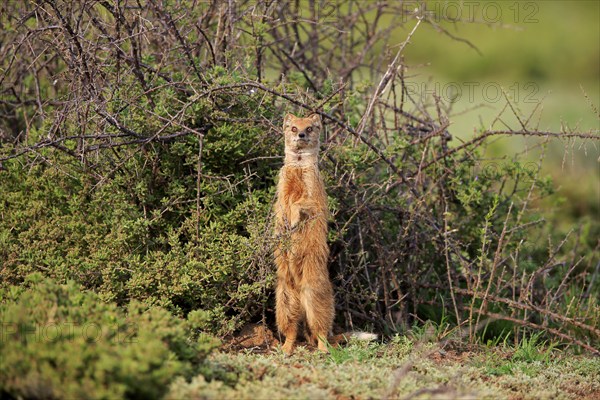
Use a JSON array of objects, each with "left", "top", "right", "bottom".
[
  {"left": 283, "top": 113, "right": 295, "bottom": 129},
  {"left": 308, "top": 113, "right": 321, "bottom": 124}
]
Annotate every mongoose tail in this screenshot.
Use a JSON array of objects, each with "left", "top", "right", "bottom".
[{"left": 330, "top": 331, "right": 379, "bottom": 345}]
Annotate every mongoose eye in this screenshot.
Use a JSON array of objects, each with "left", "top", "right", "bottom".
[
  {"left": 291, "top": 127, "right": 298, "bottom": 133},
  {"left": 306, "top": 127, "right": 313, "bottom": 133}
]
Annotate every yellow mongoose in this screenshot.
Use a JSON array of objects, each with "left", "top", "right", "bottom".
[{"left": 274, "top": 113, "right": 334, "bottom": 354}]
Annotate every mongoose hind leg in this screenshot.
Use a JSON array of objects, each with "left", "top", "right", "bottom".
[
  {"left": 275, "top": 276, "right": 301, "bottom": 355},
  {"left": 301, "top": 283, "right": 334, "bottom": 353}
]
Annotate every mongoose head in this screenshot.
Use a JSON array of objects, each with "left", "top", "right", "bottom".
[{"left": 283, "top": 113, "right": 322, "bottom": 158}]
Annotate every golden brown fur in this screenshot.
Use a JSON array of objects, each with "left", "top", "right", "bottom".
[{"left": 274, "top": 113, "right": 334, "bottom": 354}]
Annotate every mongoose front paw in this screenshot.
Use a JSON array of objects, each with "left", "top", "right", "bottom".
[
  {"left": 289, "top": 214, "right": 301, "bottom": 230},
  {"left": 299, "top": 207, "right": 313, "bottom": 220},
  {"left": 289, "top": 203, "right": 314, "bottom": 230}
]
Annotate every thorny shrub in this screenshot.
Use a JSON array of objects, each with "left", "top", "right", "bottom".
[{"left": 0, "top": 0, "right": 598, "bottom": 359}]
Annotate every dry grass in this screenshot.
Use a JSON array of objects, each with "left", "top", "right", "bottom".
[{"left": 167, "top": 336, "right": 600, "bottom": 400}]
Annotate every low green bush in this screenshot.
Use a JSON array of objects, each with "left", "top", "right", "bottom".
[
  {"left": 0, "top": 101, "right": 278, "bottom": 334},
  {"left": 0, "top": 274, "right": 219, "bottom": 399}
]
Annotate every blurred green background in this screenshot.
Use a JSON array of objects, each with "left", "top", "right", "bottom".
[
  {"left": 392, "top": 0, "right": 599, "bottom": 218},
  {"left": 402, "top": 1, "right": 598, "bottom": 129}
]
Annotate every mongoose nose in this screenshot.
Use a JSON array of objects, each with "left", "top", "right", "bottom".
[{"left": 298, "top": 132, "right": 306, "bottom": 139}]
